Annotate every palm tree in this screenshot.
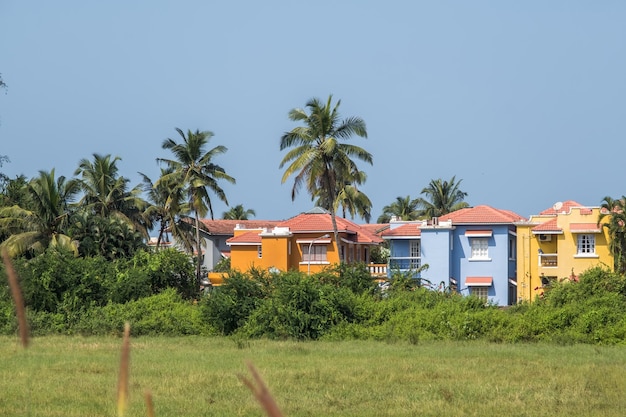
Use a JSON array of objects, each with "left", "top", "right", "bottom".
[
  {"left": 598, "top": 196, "right": 626, "bottom": 274},
  {"left": 223, "top": 204, "right": 256, "bottom": 220},
  {"left": 415, "top": 176, "right": 469, "bottom": 218},
  {"left": 157, "top": 128, "right": 236, "bottom": 285},
  {"left": 377, "top": 195, "right": 421, "bottom": 223},
  {"left": 317, "top": 169, "right": 372, "bottom": 223},
  {"left": 280, "top": 95, "right": 372, "bottom": 244},
  {"left": 0, "top": 169, "right": 80, "bottom": 257},
  {"left": 74, "top": 153, "right": 151, "bottom": 238},
  {"left": 140, "top": 169, "right": 193, "bottom": 251}
]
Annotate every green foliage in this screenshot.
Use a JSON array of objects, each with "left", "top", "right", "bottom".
[
  {"left": 318, "top": 262, "right": 378, "bottom": 295},
  {"left": 200, "top": 270, "right": 265, "bottom": 335},
  {"left": 2, "top": 257, "right": 626, "bottom": 343},
  {"left": 125, "top": 249, "right": 197, "bottom": 299},
  {"left": 75, "top": 289, "right": 208, "bottom": 336},
  {"left": 241, "top": 271, "right": 358, "bottom": 340}
]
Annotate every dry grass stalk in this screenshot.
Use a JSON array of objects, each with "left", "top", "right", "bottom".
[
  {"left": 1, "top": 248, "right": 29, "bottom": 348},
  {"left": 144, "top": 390, "right": 155, "bottom": 417},
  {"left": 117, "top": 322, "right": 131, "bottom": 417},
  {"left": 239, "top": 361, "right": 284, "bottom": 417}
]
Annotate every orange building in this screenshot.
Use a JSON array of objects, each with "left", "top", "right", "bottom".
[{"left": 225, "top": 208, "right": 384, "bottom": 274}]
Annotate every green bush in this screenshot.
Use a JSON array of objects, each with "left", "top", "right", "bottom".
[{"left": 200, "top": 270, "right": 265, "bottom": 335}]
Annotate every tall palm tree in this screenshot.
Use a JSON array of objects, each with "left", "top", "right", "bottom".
[
  {"left": 598, "top": 196, "right": 626, "bottom": 274},
  {"left": 0, "top": 169, "right": 80, "bottom": 257},
  {"left": 415, "top": 176, "right": 469, "bottom": 218},
  {"left": 222, "top": 204, "right": 256, "bottom": 220},
  {"left": 280, "top": 95, "right": 372, "bottom": 244},
  {"left": 377, "top": 195, "right": 421, "bottom": 223},
  {"left": 74, "top": 153, "right": 151, "bottom": 238},
  {"left": 157, "top": 128, "right": 236, "bottom": 285}
]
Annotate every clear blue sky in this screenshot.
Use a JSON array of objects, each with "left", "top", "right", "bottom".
[{"left": 1, "top": 1, "right": 625, "bottom": 223}]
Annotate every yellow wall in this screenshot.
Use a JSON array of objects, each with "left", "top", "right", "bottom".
[{"left": 516, "top": 207, "right": 612, "bottom": 302}]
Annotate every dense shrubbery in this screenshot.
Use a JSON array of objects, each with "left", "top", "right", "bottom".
[{"left": 1, "top": 256, "right": 626, "bottom": 344}]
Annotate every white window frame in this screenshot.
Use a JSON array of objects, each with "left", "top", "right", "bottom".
[
  {"left": 576, "top": 234, "right": 596, "bottom": 256},
  {"left": 409, "top": 240, "right": 421, "bottom": 269},
  {"left": 470, "top": 238, "right": 490, "bottom": 260},
  {"left": 470, "top": 286, "right": 488, "bottom": 301}
]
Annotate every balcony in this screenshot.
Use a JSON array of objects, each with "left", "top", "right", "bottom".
[
  {"left": 388, "top": 257, "right": 421, "bottom": 271},
  {"left": 539, "top": 254, "right": 558, "bottom": 268}
]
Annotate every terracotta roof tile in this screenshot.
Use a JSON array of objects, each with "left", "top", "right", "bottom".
[
  {"left": 438, "top": 205, "right": 525, "bottom": 224},
  {"left": 539, "top": 200, "right": 583, "bottom": 215},
  {"left": 381, "top": 223, "right": 421, "bottom": 238},
  {"left": 532, "top": 218, "right": 562, "bottom": 232}
]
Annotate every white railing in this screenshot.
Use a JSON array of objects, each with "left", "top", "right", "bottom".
[{"left": 368, "top": 263, "right": 388, "bottom": 277}]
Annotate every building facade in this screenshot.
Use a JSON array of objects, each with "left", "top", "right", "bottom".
[{"left": 515, "top": 201, "right": 612, "bottom": 302}]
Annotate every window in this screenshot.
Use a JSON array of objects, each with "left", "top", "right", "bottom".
[
  {"left": 509, "top": 237, "right": 516, "bottom": 260},
  {"left": 257, "top": 245, "right": 262, "bottom": 258},
  {"left": 577, "top": 234, "right": 595, "bottom": 255},
  {"left": 470, "top": 238, "right": 489, "bottom": 259},
  {"left": 409, "top": 240, "right": 421, "bottom": 269},
  {"left": 302, "top": 244, "right": 327, "bottom": 262},
  {"left": 470, "top": 286, "right": 488, "bottom": 301}
]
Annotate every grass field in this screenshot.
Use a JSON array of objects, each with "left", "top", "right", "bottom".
[{"left": 1, "top": 335, "right": 625, "bottom": 417}]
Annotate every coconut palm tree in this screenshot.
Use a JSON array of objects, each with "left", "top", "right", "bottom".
[
  {"left": 377, "top": 195, "right": 421, "bottom": 223},
  {"left": 0, "top": 169, "right": 80, "bottom": 257},
  {"left": 598, "top": 195, "right": 626, "bottom": 274},
  {"left": 157, "top": 128, "right": 236, "bottom": 285},
  {"left": 222, "top": 204, "right": 256, "bottom": 220},
  {"left": 415, "top": 176, "right": 469, "bottom": 218},
  {"left": 280, "top": 95, "right": 372, "bottom": 244},
  {"left": 140, "top": 169, "right": 193, "bottom": 251},
  {"left": 74, "top": 153, "right": 151, "bottom": 238}
]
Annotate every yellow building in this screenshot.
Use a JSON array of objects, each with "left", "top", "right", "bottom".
[
  {"left": 225, "top": 208, "right": 384, "bottom": 275},
  {"left": 516, "top": 200, "right": 612, "bottom": 302}
]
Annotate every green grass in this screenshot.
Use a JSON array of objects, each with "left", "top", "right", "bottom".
[{"left": 1, "top": 336, "right": 625, "bottom": 417}]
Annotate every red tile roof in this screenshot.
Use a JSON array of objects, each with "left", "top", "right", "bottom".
[
  {"left": 381, "top": 223, "right": 422, "bottom": 238},
  {"left": 277, "top": 211, "right": 383, "bottom": 244},
  {"left": 532, "top": 218, "right": 562, "bottom": 232},
  {"left": 569, "top": 223, "right": 602, "bottom": 233},
  {"left": 539, "top": 200, "right": 583, "bottom": 215},
  {"left": 439, "top": 205, "right": 525, "bottom": 224},
  {"left": 225, "top": 210, "right": 384, "bottom": 245}
]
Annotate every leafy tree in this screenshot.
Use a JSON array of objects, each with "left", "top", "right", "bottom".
[
  {"left": 280, "top": 95, "right": 372, "bottom": 243},
  {"left": 415, "top": 176, "right": 469, "bottom": 218},
  {"left": 598, "top": 196, "right": 626, "bottom": 274},
  {"left": 377, "top": 195, "right": 421, "bottom": 223},
  {"left": 0, "top": 169, "right": 80, "bottom": 257},
  {"left": 157, "top": 128, "right": 236, "bottom": 285},
  {"left": 0, "top": 174, "right": 29, "bottom": 209},
  {"left": 68, "top": 212, "right": 146, "bottom": 260},
  {"left": 74, "top": 153, "right": 151, "bottom": 238},
  {"left": 222, "top": 204, "right": 256, "bottom": 220}
]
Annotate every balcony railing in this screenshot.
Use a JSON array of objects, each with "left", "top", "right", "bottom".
[
  {"left": 539, "top": 254, "right": 558, "bottom": 267},
  {"left": 388, "top": 257, "right": 421, "bottom": 271},
  {"left": 368, "top": 263, "right": 388, "bottom": 277}
]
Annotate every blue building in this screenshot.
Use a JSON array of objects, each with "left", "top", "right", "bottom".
[{"left": 382, "top": 206, "right": 525, "bottom": 305}]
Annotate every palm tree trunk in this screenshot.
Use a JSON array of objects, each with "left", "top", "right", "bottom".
[{"left": 194, "top": 212, "right": 202, "bottom": 289}]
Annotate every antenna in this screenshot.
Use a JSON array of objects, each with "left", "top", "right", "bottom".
[{"left": 553, "top": 201, "right": 563, "bottom": 211}]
